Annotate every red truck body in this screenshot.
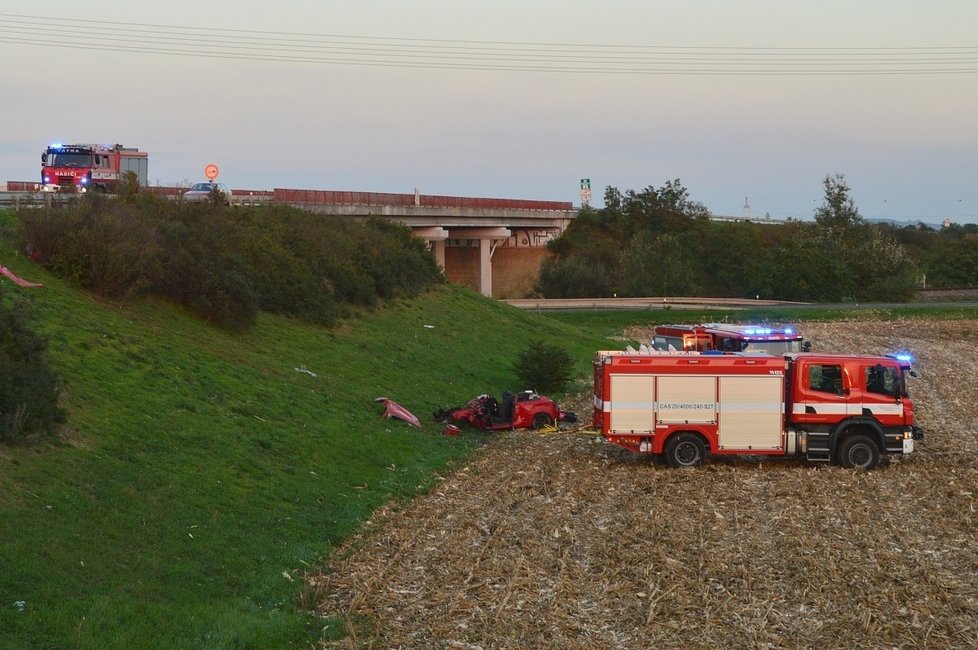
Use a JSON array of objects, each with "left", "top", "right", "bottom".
[
  {"left": 653, "top": 322, "right": 806, "bottom": 354},
  {"left": 593, "top": 350, "right": 922, "bottom": 469},
  {"left": 41, "top": 143, "right": 148, "bottom": 193}
]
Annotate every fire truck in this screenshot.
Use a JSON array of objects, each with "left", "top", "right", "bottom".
[
  {"left": 652, "top": 322, "right": 808, "bottom": 354},
  {"left": 593, "top": 350, "right": 923, "bottom": 469},
  {"left": 41, "top": 143, "right": 148, "bottom": 193}
]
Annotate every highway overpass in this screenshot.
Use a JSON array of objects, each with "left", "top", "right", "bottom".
[{"left": 2, "top": 183, "right": 577, "bottom": 298}]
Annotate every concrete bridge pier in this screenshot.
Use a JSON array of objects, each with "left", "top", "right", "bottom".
[
  {"left": 412, "top": 226, "right": 450, "bottom": 269},
  {"left": 458, "top": 227, "right": 512, "bottom": 296}
]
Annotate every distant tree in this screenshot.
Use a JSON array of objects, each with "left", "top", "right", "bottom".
[
  {"left": 537, "top": 179, "right": 708, "bottom": 297},
  {"left": 768, "top": 230, "right": 848, "bottom": 301},
  {"left": 926, "top": 237, "right": 978, "bottom": 287},
  {"left": 811, "top": 173, "right": 918, "bottom": 300},
  {"left": 535, "top": 254, "right": 616, "bottom": 298},
  {"left": 619, "top": 232, "right": 704, "bottom": 296},
  {"left": 698, "top": 220, "right": 780, "bottom": 298},
  {"left": 814, "top": 173, "right": 863, "bottom": 234},
  {"left": 117, "top": 170, "right": 142, "bottom": 201}
]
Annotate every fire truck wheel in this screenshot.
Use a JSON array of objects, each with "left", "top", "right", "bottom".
[
  {"left": 837, "top": 434, "right": 881, "bottom": 470},
  {"left": 665, "top": 433, "right": 706, "bottom": 469},
  {"left": 532, "top": 413, "right": 554, "bottom": 430}
]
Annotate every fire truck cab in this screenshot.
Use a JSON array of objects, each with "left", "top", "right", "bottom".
[
  {"left": 41, "top": 143, "right": 148, "bottom": 193},
  {"left": 652, "top": 322, "right": 808, "bottom": 355},
  {"left": 593, "top": 350, "right": 922, "bottom": 470}
]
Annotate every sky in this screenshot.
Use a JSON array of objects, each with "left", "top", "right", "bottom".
[{"left": 2, "top": 1, "right": 978, "bottom": 223}]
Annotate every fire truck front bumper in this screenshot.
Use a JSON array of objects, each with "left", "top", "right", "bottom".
[{"left": 902, "top": 426, "right": 924, "bottom": 454}]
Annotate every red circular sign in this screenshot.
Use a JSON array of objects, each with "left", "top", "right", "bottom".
[{"left": 204, "top": 164, "right": 219, "bottom": 180}]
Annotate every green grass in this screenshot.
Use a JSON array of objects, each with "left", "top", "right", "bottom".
[{"left": 0, "top": 239, "right": 608, "bottom": 649}]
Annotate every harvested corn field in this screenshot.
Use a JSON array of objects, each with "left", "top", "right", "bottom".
[{"left": 310, "top": 319, "right": 978, "bottom": 649}]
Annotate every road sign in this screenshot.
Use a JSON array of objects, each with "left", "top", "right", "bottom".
[
  {"left": 580, "top": 178, "right": 591, "bottom": 190},
  {"left": 205, "top": 163, "right": 219, "bottom": 180}
]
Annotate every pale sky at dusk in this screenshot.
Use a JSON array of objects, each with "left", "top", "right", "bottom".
[{"left": 2, "top": 1, "right": 977, "bottom": 223}]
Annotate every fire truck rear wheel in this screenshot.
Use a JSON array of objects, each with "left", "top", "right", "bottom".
[
  {"left": 837, "top": 434, "right": 880, "bottom": 470},
  {"left": 665, "top": 433, "right": 706, "bottom": 469}
]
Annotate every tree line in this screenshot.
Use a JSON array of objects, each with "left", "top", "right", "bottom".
[{"left": 536, "top": 174, "right": 972, "bottom": 301}]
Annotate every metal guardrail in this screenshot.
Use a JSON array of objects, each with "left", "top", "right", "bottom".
[
  {"left": 504, "top": 297, "right": 811, "bottom": 310},
  {"left": 0, "top": 190, "right": 272, "bottom": 207},
  {"left": 0, "top": 191, "right": 54, "bottom": 207}
]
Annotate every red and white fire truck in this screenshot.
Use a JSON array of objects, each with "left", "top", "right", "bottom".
[
  {"left": 593, "top": 350, "right": 923, "bottom": 469},
  {"left": 41, "top": 143, "right": 148, "bottom": 193},
  {"left": 652, "top": 322, "right": 808, "bottom": 354}
]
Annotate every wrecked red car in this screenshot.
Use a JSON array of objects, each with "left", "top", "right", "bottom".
[{"left": 434, "top": 390, "right": 576, "bottom": 431}]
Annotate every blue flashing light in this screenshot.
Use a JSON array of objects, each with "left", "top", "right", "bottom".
[
  {"left": 784, "top": 327, "right": 794, "bottom": 334},
  {"left": 886, "top": 351, "right": 915, "bottom": 364},
  {"left": 50, "top": 143, "right": 63, "bottom": 149}
]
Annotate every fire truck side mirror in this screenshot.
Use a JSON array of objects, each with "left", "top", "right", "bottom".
[{"left": 803, "top": 341, "right": 812, "bottom": 352}]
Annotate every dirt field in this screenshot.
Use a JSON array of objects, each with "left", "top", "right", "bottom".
[{"left": 309, "top": 320, "right": 978, "bottom": 649}]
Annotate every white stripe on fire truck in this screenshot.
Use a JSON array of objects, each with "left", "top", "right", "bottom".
[
  {"left": 790, "top": 403, "right": 904, "bottom": 416},
  {"left": 603, "top": 401, "right": 655, "bottom": 412},
  {"left": 603, "top": 401, "right": 783, "bottom": 412}
]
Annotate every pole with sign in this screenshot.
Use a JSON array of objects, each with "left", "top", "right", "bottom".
[{"left": 580, "top": 178, "right": 591, "bottom": 206}]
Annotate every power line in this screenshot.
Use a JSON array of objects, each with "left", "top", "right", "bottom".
[{"left": 2, "top": 13, "right": 978, "bottom": 75}]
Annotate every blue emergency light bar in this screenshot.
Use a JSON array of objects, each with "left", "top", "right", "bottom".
[
  {"left": 742, "top": 326, "right": 794, "bottom": 337},
  {"left": 885, "top": 352, "right": 915, "bottom": 364}
]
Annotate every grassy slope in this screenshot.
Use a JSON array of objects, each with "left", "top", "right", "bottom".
[{"left": 0, "top": 239, "right": 608, "bottom": 650}]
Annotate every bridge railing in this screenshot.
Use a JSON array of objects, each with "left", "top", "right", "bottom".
[
  {"left": 4, "top": 182, "right": 571, "bottom": 212},
  {"left": 272, "top": 188, "right": 572, "bottom": 212}
]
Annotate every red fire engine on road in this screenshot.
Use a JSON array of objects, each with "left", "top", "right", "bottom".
[
  {"left": 652, "top": 322, "right": 808, "bottom": 354},
  {"left": 593, "top": 350, "right": 923, "bottom": 469},
  {"left": 41, "top": 143, "right": 148, "bottom": 193}
]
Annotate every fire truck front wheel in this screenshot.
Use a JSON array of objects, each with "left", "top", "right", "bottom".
[
  {"left": 665, "top": 433, "right": 706, "bottom": 469},
  {"left": 837, "top": 434, "right": 881, "bottom": 470}
]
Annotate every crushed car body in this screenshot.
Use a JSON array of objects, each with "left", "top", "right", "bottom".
[{"left": 434, "top": 390, "right": 576, "bottom": 431}]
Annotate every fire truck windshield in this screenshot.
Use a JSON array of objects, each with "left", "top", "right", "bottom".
[
  {"left": 742, "top": 339, "right": 805, "bottom": 355},
  {"left": 46, "top": 152, "right": 91, "bottom": 167}
]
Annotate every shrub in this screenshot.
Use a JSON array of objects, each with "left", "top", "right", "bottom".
[
  {"left": 18, "top": 198, "right": 162, "bottom": 299},
  {"left": 16, "top": 199, "right": 442, "bottom": 331},
  {"left": 156, "top": 214, "right": 258, "bottom": 330},
  {"left": 512, "top": 341, "right": 574, "bottom": 395},
  {"left": 535, "top": 255, "right": 615, "bottom": 298},
  {"left": 0, "top": 292, "right": 65, "bottom": 443}
]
